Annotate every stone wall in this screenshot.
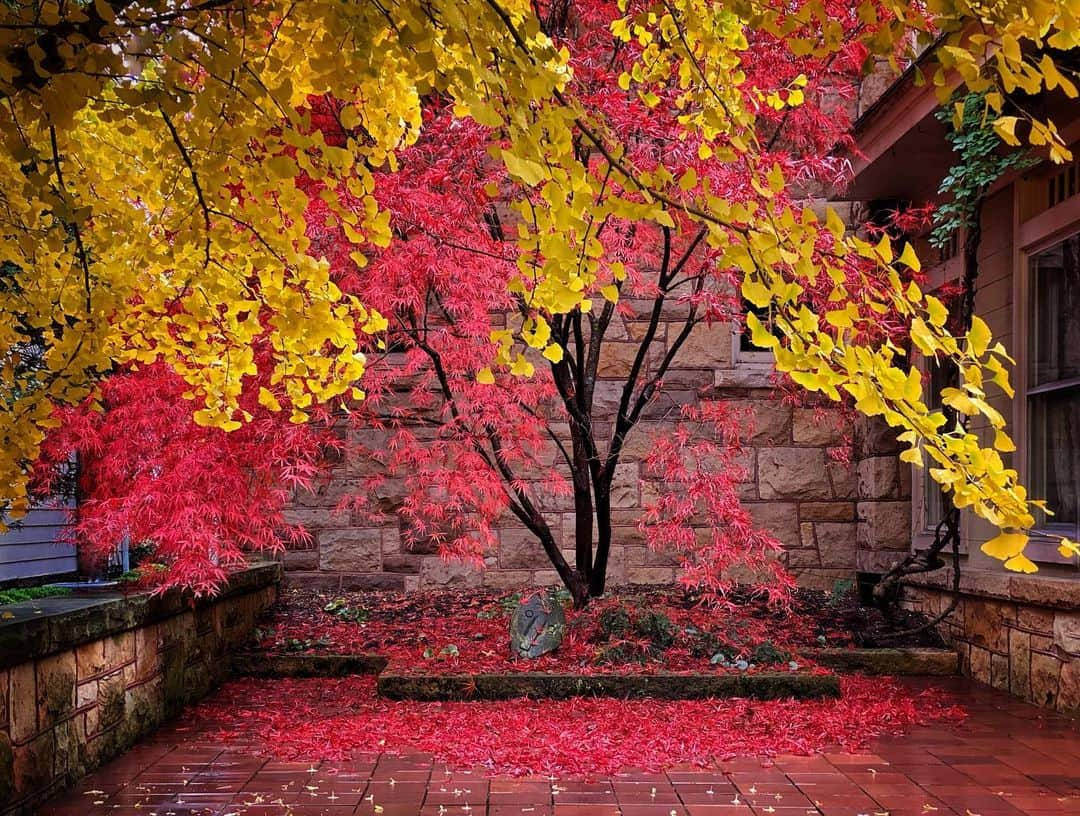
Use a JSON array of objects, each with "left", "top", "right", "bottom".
[
  {"left": 282, "top": 359, "right": 910, "bottom": 592},
  {"left": 853, "top": 416, "right": 914, "bottom": 577},
  {"left": 0, "top": 562, "right": 279, "bottom": 815},
  {"left": 902, "top": 570, "right": 1080, "bottom": 713}
]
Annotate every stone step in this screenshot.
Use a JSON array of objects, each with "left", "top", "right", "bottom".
[
  {"left": 232, "top": 652, "right": 388, "bottom": 678},
  {"left": 802, "top": 647, "right": 958, "bottom": 675}
]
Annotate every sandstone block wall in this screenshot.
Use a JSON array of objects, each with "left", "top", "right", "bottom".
[
  {"left": 281, "top": 357, "right": 912, "bottom": 593},
  {"left": 0, "top": 563, "right": 279, "bottom": 815}
]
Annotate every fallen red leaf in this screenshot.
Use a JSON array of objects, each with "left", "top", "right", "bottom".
[{"left": 182, "top": 675, "right": 966, "bottom": 777}]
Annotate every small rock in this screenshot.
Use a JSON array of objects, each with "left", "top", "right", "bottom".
[{"left": 510, "top": 592, "right": 566, "bottom": 658}]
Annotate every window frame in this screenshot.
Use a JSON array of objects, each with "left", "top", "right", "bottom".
[
  {"left": 911, "top": 246, "right": 965, "bottom": 552},
  {"left": 1016, "top": 226, "right": 1080, "bottom": 558},
  {"left": 731, "top": 301, "right": 777, "bottom": 367}
]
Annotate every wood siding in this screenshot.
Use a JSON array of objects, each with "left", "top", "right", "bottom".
[{"left": 0, "top": 502, "right": 76, "bottom": 582}]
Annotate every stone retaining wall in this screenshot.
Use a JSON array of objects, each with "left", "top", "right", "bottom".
[
  {"left": 0, "top": 562, "right": 280, "bottom": 815},
  {"left": 902, "top": 570, "right": 1080, "bottom": 712}
]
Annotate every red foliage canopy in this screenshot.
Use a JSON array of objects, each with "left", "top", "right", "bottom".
[{"left": 35, "top": 360, "right": 330, "bottom": 594}]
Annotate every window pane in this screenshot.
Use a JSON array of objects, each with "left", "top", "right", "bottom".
[
  {"left": 1030, "top": 234, "right": 1080, "bottom": 386},
  {"left": 1029, "top": 385, "right": 1079, "bottom": 529}
]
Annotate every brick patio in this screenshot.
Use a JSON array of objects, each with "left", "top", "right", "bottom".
[{"left": 35, "top": 678, "right": 1080, "bottom": 816}]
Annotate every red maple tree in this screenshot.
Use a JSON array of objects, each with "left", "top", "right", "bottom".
[
  {"left": 34, "top": 357, "right": 333, "bottom": 596},
  {"left": 313, "top": 0, "right": 876, "bottom": 606},
  {"left": 36, "top": 0, "right": 900, "bottom": 605}
]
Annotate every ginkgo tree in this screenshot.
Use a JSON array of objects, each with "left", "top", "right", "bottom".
[{"left": 3, "top": 0, "right": 1079, "bottom": 580}]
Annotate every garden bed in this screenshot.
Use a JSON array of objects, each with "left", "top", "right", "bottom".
[{"left": 251, "top": 585, "right": 952, "bottom": 680}]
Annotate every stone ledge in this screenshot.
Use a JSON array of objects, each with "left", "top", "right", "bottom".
[
  {"left": 0, "top": 561, "right": 281, "bottom": 670},
  {"left": 377, "top": 671, "right": 840, "bottom": 701},
  {"left": 904, "top": 568, "right": 1080, "bottom": 611},
  {"left": 803, "top": 647, "right": 958, "bottom": 676},
  {"left": 230, "top": 645, "right": 955, "bottom": 686},
  {"left": 233, "top": 652, "right": 388, "bottom": 678}
]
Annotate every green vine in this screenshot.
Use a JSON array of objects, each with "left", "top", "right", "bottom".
[{"left": 930, "top": 93, "right": 1037, "bottom": 248}]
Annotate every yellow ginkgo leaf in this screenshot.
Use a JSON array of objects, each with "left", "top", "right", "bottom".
[
  {"left": 982, "top": 532, "right": 1028, "bottom": 561},
  {"left": 993, "top": 429, "right": 1016, "bottom": 453},
  {"left": 1004, "top": 553, "right": 1038, "bottom": 574},
  {"left": 542, "top": 344, "right": 564, "bottom": 363},
  {"left": 898, "top": 242, "right": 921, "bottom": 273}
]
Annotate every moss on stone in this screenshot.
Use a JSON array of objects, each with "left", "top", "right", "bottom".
[
  {"left": 377, "top": 671, "right": 841, "bottom": 701},
  {"left": 803, "top": 647, "right": 958, "bottom": 675}
]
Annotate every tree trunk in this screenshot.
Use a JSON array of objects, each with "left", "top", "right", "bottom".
[
  {"left": 567, "top": 569, "right": 591, "bottom": 609},
  {"left": 589, "top": 482, "right": 612, "bottom": 597},
  {"left": 570, "top": 433, "right": 594, "bottom": 588}
]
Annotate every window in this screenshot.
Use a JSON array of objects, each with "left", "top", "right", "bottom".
[
  {"left": 1028, "top": 233, "right": 1080, "bottom": 536},
  {"left": 732, "top": 300, "right": 779, "bottom": 367},
  {"left": 739, "top": 301, "right": 774, "bottom": 354}
]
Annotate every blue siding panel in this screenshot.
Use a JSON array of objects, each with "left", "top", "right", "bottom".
[{"left": 0, "top": 502, "right": 77, "bottom": 582}]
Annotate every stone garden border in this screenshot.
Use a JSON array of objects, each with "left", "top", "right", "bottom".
[
  {"left": 803, "top": 647, "right": 958, "bottom": 676},
  {"left": 376, "top": 670, "right": 842, "bottom": 701},
  {"left": 232, "top": 652, "right": 388, "bottom": 677},
  {"left": 230, "top": 645, "right": 958, "bottom": 701},
  {"left": 0, "top": 561, "right": 280, "bottom": 668}
]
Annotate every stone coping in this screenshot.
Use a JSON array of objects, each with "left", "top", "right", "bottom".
[
  {"left": 803, "top": 647, "right": 957, "bottom": 675},
  {"left": 232, "top": 653, "right": 842, "bottom": 700},
  {"left": 234, "top": 646, "right": 958, "bottom": 682},
  {"left": 377, "top": 670, "right": 841, "bottom": 701},
  {"left": 232, "top": 646, "right": 959, "bottom": 703},
  {"left": 0, "top": 561, "right": 281, "bottom": 669},
  {"left": 904, "top": 567, "right": 1080, "bottom": 611}
]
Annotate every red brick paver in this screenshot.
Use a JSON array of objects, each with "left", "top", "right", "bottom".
[{"left": 39, "top": 679, "right": 1080, "bottom": 815}]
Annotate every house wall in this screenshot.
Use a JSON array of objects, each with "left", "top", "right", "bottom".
[
  {"left": 908, "top": 172, "right": 1080, "bottom": 570},
  {"left": 0, "top": 503, "right": 76, "bottom": 586},
  {"left": 281, "top": 331, "right": 908, "bottom": 593},
  {"left": 0, "top": 563, "right": 279, "bottom": 815},
  {"left": 901, "top": 162, "right": 1080, "bottom": 711}
]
